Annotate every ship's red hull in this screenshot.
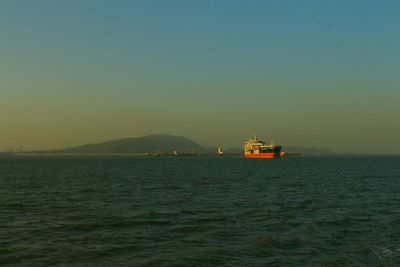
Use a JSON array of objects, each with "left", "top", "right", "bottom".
[{"left": 244, "top": 152, "right": 286, "bottom": 159}]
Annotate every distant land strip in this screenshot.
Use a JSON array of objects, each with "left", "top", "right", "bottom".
[{"left": 8, "top": 134, "right": 334, "bottom": 156}]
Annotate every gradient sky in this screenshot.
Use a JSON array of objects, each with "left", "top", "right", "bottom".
[{"left": 1, "top": 0, "right": 400, "bottom": 153}]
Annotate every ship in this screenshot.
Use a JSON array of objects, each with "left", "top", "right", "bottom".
[
  {"left": 244, "top": 136, "right": 286, "bottom": 159},
  {"left": 216, "top": 146, "right": 224, "bottom": 156}
]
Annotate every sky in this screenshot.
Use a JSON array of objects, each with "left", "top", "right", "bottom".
[{"left": 1, "top": 0, "right": 399, "bottom": 153}]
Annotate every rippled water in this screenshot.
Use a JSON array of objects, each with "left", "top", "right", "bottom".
[{"left": 1, "top": 155, "right": 400, "bottom": 266}]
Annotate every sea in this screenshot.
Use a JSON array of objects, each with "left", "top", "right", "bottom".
[{"left": 1, "top": 155, "right": 400, "bottom": 266}]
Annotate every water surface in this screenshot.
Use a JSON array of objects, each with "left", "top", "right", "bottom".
[{"left": 1, "top": 156, "right": 400, "bottom": 266}]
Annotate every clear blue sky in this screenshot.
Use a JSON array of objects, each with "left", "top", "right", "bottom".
[{"left": 1, "top": 0, "right": 399, "bottom": 153}]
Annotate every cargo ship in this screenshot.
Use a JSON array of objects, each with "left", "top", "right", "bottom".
[{"left": 244, "top": 136, "right": 286, "bottom": 159}]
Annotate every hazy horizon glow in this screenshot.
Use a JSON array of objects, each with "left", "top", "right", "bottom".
[{"left": 1, "top": 0, "right": 400, "bottom": 153}]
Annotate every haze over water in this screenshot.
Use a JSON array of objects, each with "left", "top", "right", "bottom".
[{"left": 1, "top": 1, "right": 400, "bottom": 153}]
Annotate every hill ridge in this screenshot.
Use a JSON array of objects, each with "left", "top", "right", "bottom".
[{"left": 63, "top": 134, "right": 204, "bottom": 154}]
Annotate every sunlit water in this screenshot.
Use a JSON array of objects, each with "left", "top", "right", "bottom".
[{"left": 1, "top": 155, "right": 400, "bottom": 266}]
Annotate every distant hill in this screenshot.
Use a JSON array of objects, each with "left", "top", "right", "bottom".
[
  {"left": 63, "top": 134, "right": 204, "bottom": 154},
  {"left": 285, "top": 146, "right": 334, "bottom": 155},
  {"left": 223, "top": 146, "right": 334, "bottom": 155}
]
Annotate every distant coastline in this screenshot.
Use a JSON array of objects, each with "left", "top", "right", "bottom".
[{"left": 6, "top": 134, "right": 334, "bottom": 156}]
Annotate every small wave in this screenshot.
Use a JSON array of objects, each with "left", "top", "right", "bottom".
[
  {"left": 187, "top": 215, "right": 228, "bottom": 225},
  {"left": 53, "top": 216, "right": 172, "bottom": 232},
  {"left": 172, "top": 225, "right": 203, "bottom": 233},
  {"left": 248, "top": 235, "right": 282, "bottom": 249},
  {"left": 317, "top": 256, "right": 358, "bottom": 266}
]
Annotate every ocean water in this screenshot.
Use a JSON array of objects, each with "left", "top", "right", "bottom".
[{"left": 1, "top": 155, "right": 400, "bottom": 266}]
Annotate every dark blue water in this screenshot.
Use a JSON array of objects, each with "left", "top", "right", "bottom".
[{"left": 1, "top": 156, "right": 400, "bottom": 266}]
